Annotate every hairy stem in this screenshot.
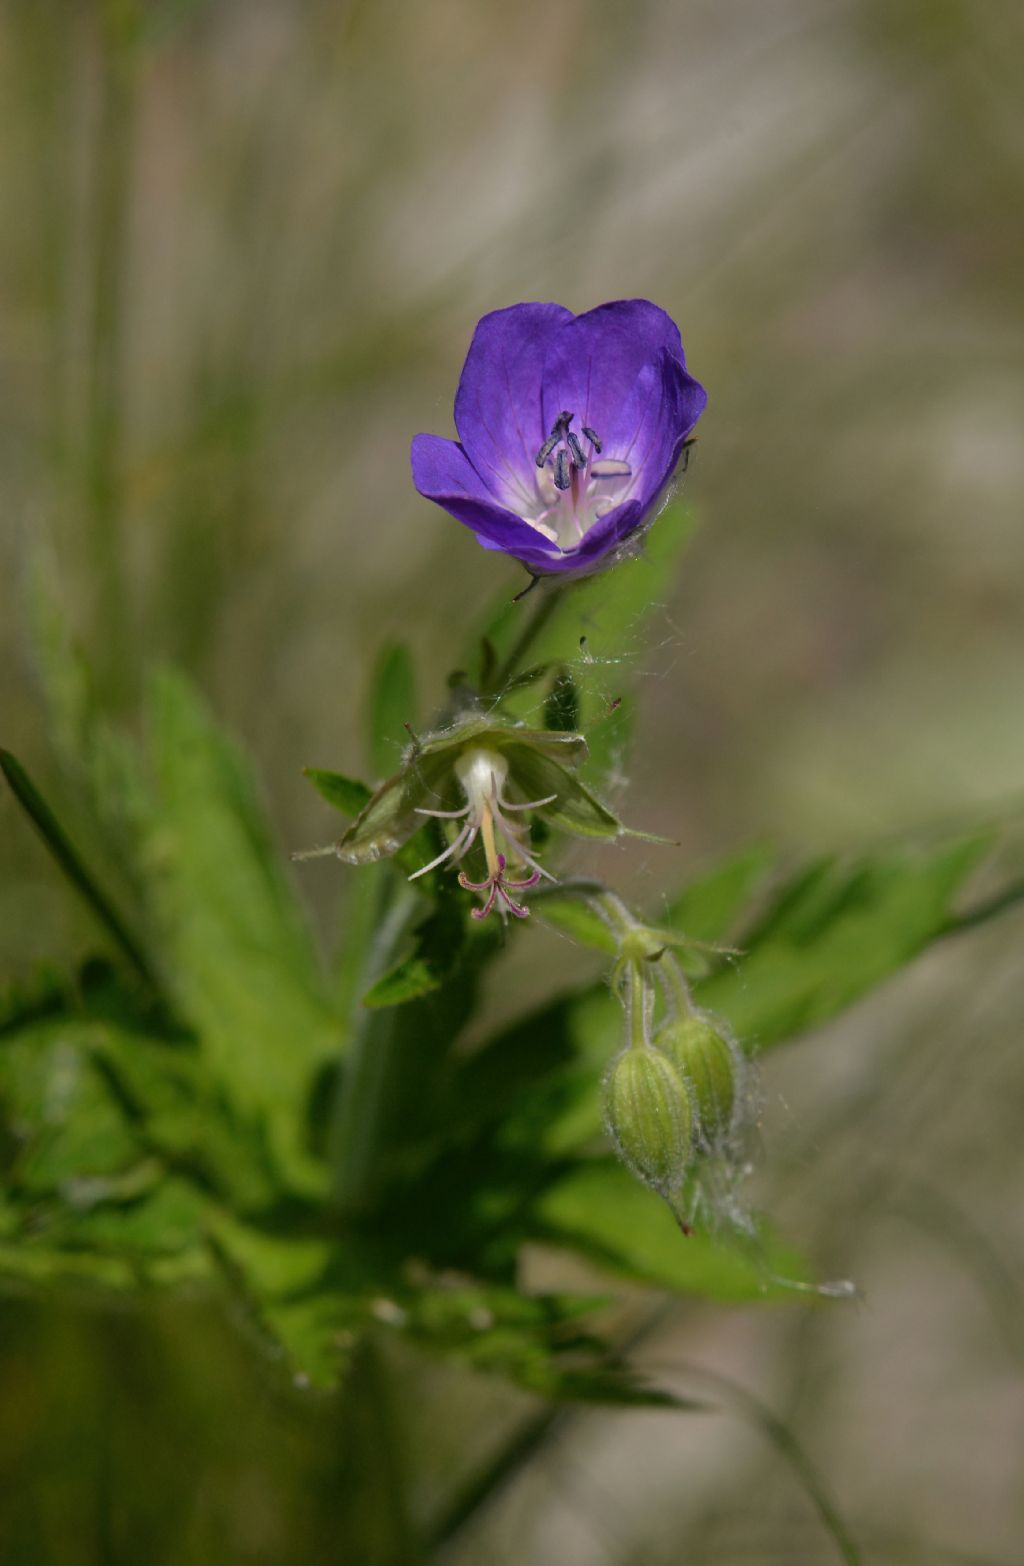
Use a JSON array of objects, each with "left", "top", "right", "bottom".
[
  {"left": 331, "top": 593, "right": 569, "bottom": 1212},
  {"left": 485, "top": 581, "right": 564, "bottom": 695},
  {"left": 329, "top": 877, "right": 420, "bottom": 1213}
]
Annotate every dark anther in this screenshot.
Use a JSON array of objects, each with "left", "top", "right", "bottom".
[
  {"left": 535, "top": 410, "right": 575, "bottom": 468},
  {"left": 680, "top": 436, "right": 697, "bottom": 474},
  {"left": 582, "top": 425, "right": 603, "bottom": 453},
  {"left": 553, "top": 449, "right": 572, "bottom": 491},
  {"left": 566, "top": 432, "right": 586, "bottom": 469}
]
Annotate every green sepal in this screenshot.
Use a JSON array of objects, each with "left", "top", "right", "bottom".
[
  {"left": 499, "top": 741, "right": 620, "bottom": 839},
  {"left": 335, "top": 715, "right": 610, "bottom": 866}
]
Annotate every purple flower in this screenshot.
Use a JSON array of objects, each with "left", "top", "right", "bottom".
[{"left": 411, "top": 300, "right": 707, "bottom": 577}]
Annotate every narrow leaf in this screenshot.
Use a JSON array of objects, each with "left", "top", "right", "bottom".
[
  {"left": 533, "top": 1159, "right": 806, "bottom": 1303},
  {"left": 663, "top": 843, "right": 776, "bottom": 946},
  {"left": 696, "top": 833, "right": 992, "bottom": 1052},
  {"left": 0, "top": 748, "right": 159, "bottom": 992},
  {"left": 304, "top": 766, "right": 374, "bottom": 817},
  {"left": 362, "top": 896, "right": 467, "bottom": 1008},
  {"left": 369, "top": 641, "right": 416, "bottom": 779}
]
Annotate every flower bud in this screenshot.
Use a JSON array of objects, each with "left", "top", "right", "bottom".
[
  {"left": 656, "top": 1013, "right": 739, "bottom": 1144},
  {"left": 604, "top": 1047, "right": 693, "bottom": 1196}
]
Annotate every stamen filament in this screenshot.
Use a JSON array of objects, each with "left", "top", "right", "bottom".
[
  {"left": 408, "top": 820, "right": 477, "bottom": 880},
  {"left": 501, "top": 793, "right": 558, "bottom": 812}
]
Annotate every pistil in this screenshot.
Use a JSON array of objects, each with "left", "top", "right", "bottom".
[{"left": 408, "top": 745, "right": 557, "bottom": 920}]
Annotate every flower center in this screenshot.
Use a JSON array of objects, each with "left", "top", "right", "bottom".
[{"left": 526, "top": 411, "right": 633, "bottom": 550}]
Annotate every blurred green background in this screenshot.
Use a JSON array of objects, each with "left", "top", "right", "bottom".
[{"left": 1, "top": 1, "right": 1022, "bottom": 1561}]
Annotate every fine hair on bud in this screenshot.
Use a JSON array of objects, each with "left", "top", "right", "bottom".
[
  {"left": 655, "top": 1010, "right": 744, "bottom": 1148},
  {"left": 603, "top": 1047, "right": 693, "bottom": 1197}
]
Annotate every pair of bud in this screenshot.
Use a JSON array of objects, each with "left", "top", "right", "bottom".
[{"left": 604, "top": 1010, "right": 740, "bottom": 1204}]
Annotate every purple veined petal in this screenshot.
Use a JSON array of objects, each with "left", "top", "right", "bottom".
[
  {"left": 410, "top": 434, "right": 564, "bottom": 572},
  {"left": 454, "top": 302, "right": 573, "bottom": 511},
  {"left": 539, "top": 299, "right": 688, "bottom": 456},
  {"left": 609, "top": 350, "right": 707, "bottom": 513},
  {"left": 534, "top": 351, "right": 706, "bottom": 574}
]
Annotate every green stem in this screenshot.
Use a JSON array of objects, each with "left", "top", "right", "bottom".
[
  {"left": 624, "top": 958, "right": 653, "bottom": 1051},
  {"left": 331, "top": 588, "right": 571, "bottom": 1213},
  {"left": 485, "top": 581, "right": 564, "bottom": 695},
  {"left": 659, "top": 951, "right": 694, "bottom": 1016},
  {"left": 329, "top": 877, "right": 420, "bottom": 1213}
]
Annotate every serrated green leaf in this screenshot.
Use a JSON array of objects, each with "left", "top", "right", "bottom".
[
  {"left": 92, "top": 1025, "right": 279, "bottom": 1211},
  {"left": 207, "top": 1217, "right": 356, "bottom": 1390},
  {"left": 210, "top": 1209, "right": 679, "bottom": 1403},
  {"left": 362, "top": 955, "right": 443, "bottom": 1008},
  {"left": 361, "top": 893, "right": 467, "bottom": 1009},
  {"left": 695, "top": 832, "right": 992, "bottom": 1052},
  {"left": 369, "top": 642, "right": 416, "bottom": 779},
  {"left": 663, "top": 843, "right": 776, "bottom": 946},
  {"left": 394, "top": 1277, "right": 678, "bottom": 1407},
  {"left": 0, "top": 1020, "right": 144, "bottom": 1195},
  {"left": 303, "top": 767, "right": 373, "bottom": 817},
  {"left": 139, "top": 670, "right": 339, "bottom": 1190},
  {"left": 53, "top": 1175, "right": 211, "bottom": 1262}
]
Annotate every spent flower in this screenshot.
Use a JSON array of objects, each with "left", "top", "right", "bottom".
[
  {"left": 326, "top": 715, "right": 623, "bottom": 921},
  {"left": 411, "top": 299, "right": 706, "bottom": 578}
]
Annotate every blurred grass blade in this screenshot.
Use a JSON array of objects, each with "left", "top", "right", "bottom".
[
  {"left": 676, "top": 1364, "right": 863, "bottom": 1565},
  {"left": 368, "top": 641, "right": 416, "bottom": 779},
  {"left": 947, "top": 873, "right": 1024, "bottom": 936},
  {"left": 0, "top": 747, "right": 158, "bottom": 992},
  {"left": 891, "top": 1173, "right": 1024, "bottom": 1367},
  {"left": 426, "top": 1408, "right": 561, "bottom": 1553}
]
